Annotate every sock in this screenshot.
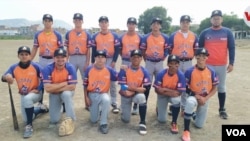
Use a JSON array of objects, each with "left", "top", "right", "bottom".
[
  {"left": 143, "top": 85, "right": 151, "bottom": 102},
  {"left": 133, "top": 103, "right": 138, "bottom": 109},
  {"left": 171, "top": 106, "right": 180, "bottom": 123},
  {"left": 218, "top": 92, "right": 226, "bottom": 111},
  {"left": 184, "top": 118, "right": 191, "bottom": 131},
  {"left": 25, "top": 107, "right": 34, "bottom": 126},
  {"left": 39, "top": 88, "right": 44, "bottom": 104},
  {"left": 62, "top": 103, "right": 66, "bottom": 112},
  {"left": 139, "top": 103, "right": 147, "bottom": 125}
]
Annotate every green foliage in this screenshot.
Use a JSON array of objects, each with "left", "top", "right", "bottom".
[
  {"left": 138, "top": 6, "right": 172, "bottom": 34},
  {"left": 0, "top": 35, "right": 33, "bottom": 40}
]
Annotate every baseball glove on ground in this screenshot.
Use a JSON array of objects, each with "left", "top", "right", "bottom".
[{"left": 58, "top": 117, "right": 75, "bottom": 137}]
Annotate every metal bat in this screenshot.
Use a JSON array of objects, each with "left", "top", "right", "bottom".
[{"left": 8, "top": 83, "right": 19, "bottom": 131}]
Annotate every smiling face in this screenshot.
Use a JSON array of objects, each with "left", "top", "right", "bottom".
[
  {"left": 167, "top": 61, "right": 179, "bottom": 74},
  {"left": 54, "top": 55, "right": 67, "bottom": 68},
  {"left": 130, "top": 55, "right": 142, "bottom": 67}
]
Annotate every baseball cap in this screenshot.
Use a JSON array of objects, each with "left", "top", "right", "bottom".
[
  {"left": 130, "top": 49, "right": 142, "bottom": 57},
  {"left": 151, "top": 17, "right": 162, "bottom": 25},
  {"left": 18, "top": 46, "right": 31, "bottom": 54},
  {"left": 54, "top": 48, "right": 67, "bottom": 57},
  {"left": 211, "top": 10, "right": 222, "bottom": 18},
  {"left": 195, "top": 48, "right": 209, "bottom": 56},
  {"left": 95, "top": 50, "right": 107, "bottom": 57},
  {"left": 99, "top": 16, "right": 109, "bottom": 22},
  {"left": 127, "top": 17, "right": 137, "bottom": 24},
  {"left": 180, "top": 15, "right": 191, "bottom": 22},
  {"left": 43, "top": 14, "right": 53, "bottom": 21},
  {"left": 73, "top": 13, "right": 83, "bottom": 20},
  {"left": 167, "top": 55, "right": 180, "bottom": 63}
]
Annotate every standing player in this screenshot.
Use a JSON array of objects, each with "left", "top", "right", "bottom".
[
  {"left": 91, "top": 16, "right": 120, "bottom": 114},
  {"left": 198, "top": 10, "right": 235, "bottom": 119},
  {"left": 119, "top": 17, "right": 143, "bottom": 115},
  {"left": 181, "top": 48, "right": 218, "bottom": 141},
  {"left": 64, "top": 13, "right": 91, "bottom": 110},
  {"left": 153, "top": 55, "right": 186, "bottom": 134},
  {"left": 84, "top": 50, "right": 117, "bottom": 134},
  {"left": 1, "top": 46, "right": 47, "bottom": 138},
  {"left": 168, "top": 15, "right": 199, "bottom": 115},
  {"left": 118, "top": 49, "right": 151, "bottom": 135}
]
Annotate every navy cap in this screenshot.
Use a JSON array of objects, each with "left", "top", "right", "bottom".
[
  {"left": 151, "top": 17, "right": 162, "bottom": 25},
  {"left": 180, "top": 15, "right": 191, "bottom": 22},
  {"left": 130, "top": 49, "right": 142, "bottom": 57},
  {"left": 54, "top": 48, "right": 67, "bottom": 57},
  {"left": 195, "top": 48, "right": 209, "bottom": 56},
  {"left": 95, "top": 50, "right": 107, "bottom": 57},
  {"left": 18, "top": 46, "right": 31, "bottom": 54},
  {"left": 167, "top": 55, "right": 180, "bottom": 63},
  {"left": 99, "top": 16, "right": 109, "bottom": 22},
  {"left": 43, "top": 14, "right": 53, "bottom": 21},
  {"left": 73, "top": 13, "right": 83, "bottom": 20},
  {"left": 211, "top": 10, "right": 222, "bottom": 18},
  {"left": 127, "top": 17, "right": 137, "bottom": 24}
]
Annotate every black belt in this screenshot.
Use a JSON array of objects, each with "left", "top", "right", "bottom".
[
  {"left": 41, "top": 56, "right": 53, "bottom": 59},
  {"left": 146, "top": 59, "right": 162, "bottom": 62},
  {"left": 180, "top": 58, "right": 192, "bottom": 62}
]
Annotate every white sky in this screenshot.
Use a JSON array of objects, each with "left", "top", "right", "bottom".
[{"left": 0, "top": 0, "right": 249, "bottom": 30}]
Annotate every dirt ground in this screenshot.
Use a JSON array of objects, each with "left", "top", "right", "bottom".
[{"left": 0, "top": 40, "right": 249, "bottom": 141}]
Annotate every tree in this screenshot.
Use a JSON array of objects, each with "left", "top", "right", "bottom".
[{"left": 138, "top": 6, "right": 172, "bottom": 34}]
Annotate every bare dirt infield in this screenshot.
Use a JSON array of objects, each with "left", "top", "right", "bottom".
[{"left": 0, "top": 40, "right": 249, "bottom": 141}]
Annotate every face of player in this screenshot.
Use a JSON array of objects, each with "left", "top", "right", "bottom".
[
  {"left": 73, "top": 19, "right": 83, "bottom": 28},
  {"left": 211, "top": 16, "right": 223, "bottom": 28},
  {"left": 127, "top": 22, "right": 136, "bottom": 32},
  {"left": 95, "top": 55, "right": 106, "bottom": 67},
  {"left": 195, "top": 54, "right": 208, "bottom": 66},
  {"left": 151, "top": 22, "right": 161, "bottom": 32},
  {"left": 54, "top": 56, "right": 67, "bottom": 68},
  {"left": 99, "top": 20, "right": 109, "bottom": 31},
  {"left": 43, "top": 19, "right": 53, "bottom": 29},
  {"left": 18, "top": 52, "right": 31, "bottom": 63},
  {"left": 167, "top": 61, "right": 179, "bottom": 74},
  {"left": 180, "top": 20, "right": 190, "bottom": 32},
  {"left": 130, "top": 55, "right": 142, "bottom": 67}
]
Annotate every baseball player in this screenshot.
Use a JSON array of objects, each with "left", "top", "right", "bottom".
[
  {"left": 30, "top": 14, "right": 63, "bottom": 110},
  {"left": 198, "top": 10, "right": 235, "bottom": 119},
  {"left": 181, "top": 48, "right": 218, "bottom": 141},
  {"left": 118, "top": 49, "right": 151, "bottom": 135},
  {"left": 64, "top": 13, "right": 92, "bottom": 110},
  {"left": 84, "top": 50, "right": 117, "bottom": 134},
  {"left": 153, "top": 55, "right": 186, "bottom": 134},
  {"left": 42, "top": 48, "right": 77, "bottom": 134},
  {"left": 119, "top": 17, "right": 143, "bottom": 115},
  {"left": 1, "top": 46, "right": 47, "bottom": 138},
  {"left": 91, "top": 16, "right": 121, "bottom": 114},
  {"left": 168, "top": 15, "right": 199, "bottom": 116}
]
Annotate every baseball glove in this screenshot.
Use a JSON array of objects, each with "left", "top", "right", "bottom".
[{"left": 58, "top": 117, "right": 75, "bottom": 137}]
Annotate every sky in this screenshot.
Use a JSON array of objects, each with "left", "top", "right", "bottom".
[{"left": 0, "top": 0, "right": 249, "bottom": 30}]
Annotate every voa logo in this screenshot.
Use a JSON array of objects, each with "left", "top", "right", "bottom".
[
  {"left": 243, "top": 6, "right": 250, "bottom": 27},
  {"left": 226, "top": 129, "right": 246, "bottom": 136}
]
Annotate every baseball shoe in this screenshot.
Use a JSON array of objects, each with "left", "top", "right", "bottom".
[
  {"left": 219, "top": 109, "right": 228, "bottom": 119},
  {"left": 182, "top": 130, "right": 191, "bottom": 141},
  {"left": 139, "top": 124, "right": 147, "bottom": 135},
  {"left": 170, "top": 122, "right": 179, "bottom": 134},
  {"left": 131, "top": 104, "right": 138, "bottom": 115},
  {"left": 111, "top": 104, "right": 120, "bottom": 114},
  {"left": 99, "top": 124, "right": 109, "bottom": 134},
  {"left": 23, "top": 124, "right": 33, "bottom": 138},
  {"left": 39, "top": 103, "right": 49, "bottom": 113}
]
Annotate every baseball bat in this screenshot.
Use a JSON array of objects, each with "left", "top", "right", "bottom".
[{"left": 8, "top": 83, "right": 19, "bottom": 131}]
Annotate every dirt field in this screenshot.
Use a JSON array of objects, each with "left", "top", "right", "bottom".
[{"left": 0, "top": 40, "right": 249, "bottom": 141}]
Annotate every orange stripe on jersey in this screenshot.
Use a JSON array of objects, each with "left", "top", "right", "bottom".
[
  {"left": 95, "top": 33, "right": 115, "bottom": 57},
  {"left": 162, "top": 72, "right": 179, "bottom": 90},
  {"left": 51, "top": 68, "right": 68, "bottom": 83},
  {"left": 126, "top": 68, "right": 144, "bottom": 87},
  {"left": 205, "top": 40, "right": 227, "bottom": 65},
  {"left": 121, "top": 34, "right": 140, "bottom": 59},
  {"left": 145, "top": 35, "right": 165, "bottom": 59}
]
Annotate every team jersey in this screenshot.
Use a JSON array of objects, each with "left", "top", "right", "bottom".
[
  {"left": 169, "top": 30, "right": 199, "bottom": 58},
  {"left": 119, "top": 33, "right": 143, "bottom": 60},
  {"left": 91, "top": 31, "right": 120, "bottom": 63},
  {"left": 33, "top": 30, "right": 63, "bottom": 57},
  {"left": 140, "top": 33, "right": 169, "bottom": 61},
  {"left": 153, "top": 69, "right": 186, "bottom": 92},
  {"left": 42, "top": 62, "right": 77, "bottom": 84},
  {"left": 198, "top": 27, "right": 235, "bottom": 65},
  {"left": 83, "top": 65, "right": 117, "bottom": 93},
  {"left": 118, "top": 66, "right": 151, "bottom": 88},
  {"left": 185, "top": 66, "right": 219, "bottom": 94},
  {"left": 64, "top": 29, "right": 92, "bottom": 55},
  {"left": 3, "top": 62, "right": 43, "bottom": 95}
]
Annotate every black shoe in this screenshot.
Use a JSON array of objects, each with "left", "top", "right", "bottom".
[
  {"left": 99, "top": 124, "right": 109, "bottom": 134},
  {"left": 112, "top": 104, "right": 120, "bottom": 114},
  {"left": 219, "top": 109, "right": 228, "bottom": 119}
]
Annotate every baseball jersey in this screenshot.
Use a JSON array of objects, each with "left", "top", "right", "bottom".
[
  {"left": 185, "top": 66, "right": 219, "bottom": 94},
  {"left": 153, "top": 69, "right": 186, "bottom": 92},
  {"left": 169, "top": 30, "right": 199, "bottom": 58},
  {"left": 91, "top": 32, "right": 120, "bottom": 63},
  {"left": 140, "top": 33, "right": 169, "bottom": 61},
  {"left": 64, "top": 29, "right": 92, "bottom": 55},
  {"left": 118, "top": 66, "right": 151, "bottom": 87},
  {"left": 198, "top": 27, "right": 235, "bottom": 66},
  {"left": 83, "top": 65, "right": 117, "bottom": 93},
  {"left": 119, "top": 33, "right": 143, "bottom": 60},
  {"left": 33, "top": 30, "right": 63, "bottom": 57},
  {"left": 42, "top": 62, "right": 77, "bottom": 84},
  {"left": 3, "top": 62, "right": 43, "bottom": 95}
]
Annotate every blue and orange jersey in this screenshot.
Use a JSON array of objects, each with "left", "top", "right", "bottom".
[
  {"left": 33, "top": 30, "right": 63, "bottom": 57},
  {"left": 198, "top": 27, "right": 235, "bottom": 65},
  {"left": 91, "top": 31, "right": 120, "bottom": 63},
  {"left": 185, "top": 66, "right": 219, "bottom": 94},
  {"left": 42, "top": 62, "right": 77, "bottom": 84},
  {"left": 153, "top": 69, "right": 186, "bottom": 92},
  {"left": 140, "top": 33, "right": 169, "bottom": 60},
  {"left": 118, "top": 66, "right": 151, "bottom": 88},
  {"left": 83, "top": 65, "right": 117, "bottom": 93},
  {"left": 119, "top": 33, "right": 143, "bottom": 60},
  {"left": 64, "top": 29, "right": 92, "bottom": 55},
  {"left": 169, "top": 30, "right": 199, "bottom": 58},
  {"left": 3, "top": 62, "right": 43, "bottom": 95}
]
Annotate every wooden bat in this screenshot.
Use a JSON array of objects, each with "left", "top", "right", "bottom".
[{"left": 8, "top": 83, "right": 19, "bottom": 131}]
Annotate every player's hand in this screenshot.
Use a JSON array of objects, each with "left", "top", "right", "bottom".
[
  {"left": 197, "top": 96, "right": 206, "bottom": 105},
  {"left": 110, "top": 62, "right": 116, "bottom": 68},
  {"left": 119, "top": 90, "right": 135, "bottom": 97},
  {"left": 136, "top": 87, "right": 146, "bottom": 93},
  {"left": 5, "top": 73, "right": 14, "bottom": 84},
  {"left": 227, "top": 64, "right": 233, "bottom": 73},
  {"left": 30, "top": 89, "right": 39, "bottom": 94},
  {"left": 85, "top": 96, "right": 91, "bottom": 107}
]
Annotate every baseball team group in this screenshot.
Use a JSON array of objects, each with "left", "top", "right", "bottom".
[{"left": 1, "top": 9, "right": 235, "bottom": 141}]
